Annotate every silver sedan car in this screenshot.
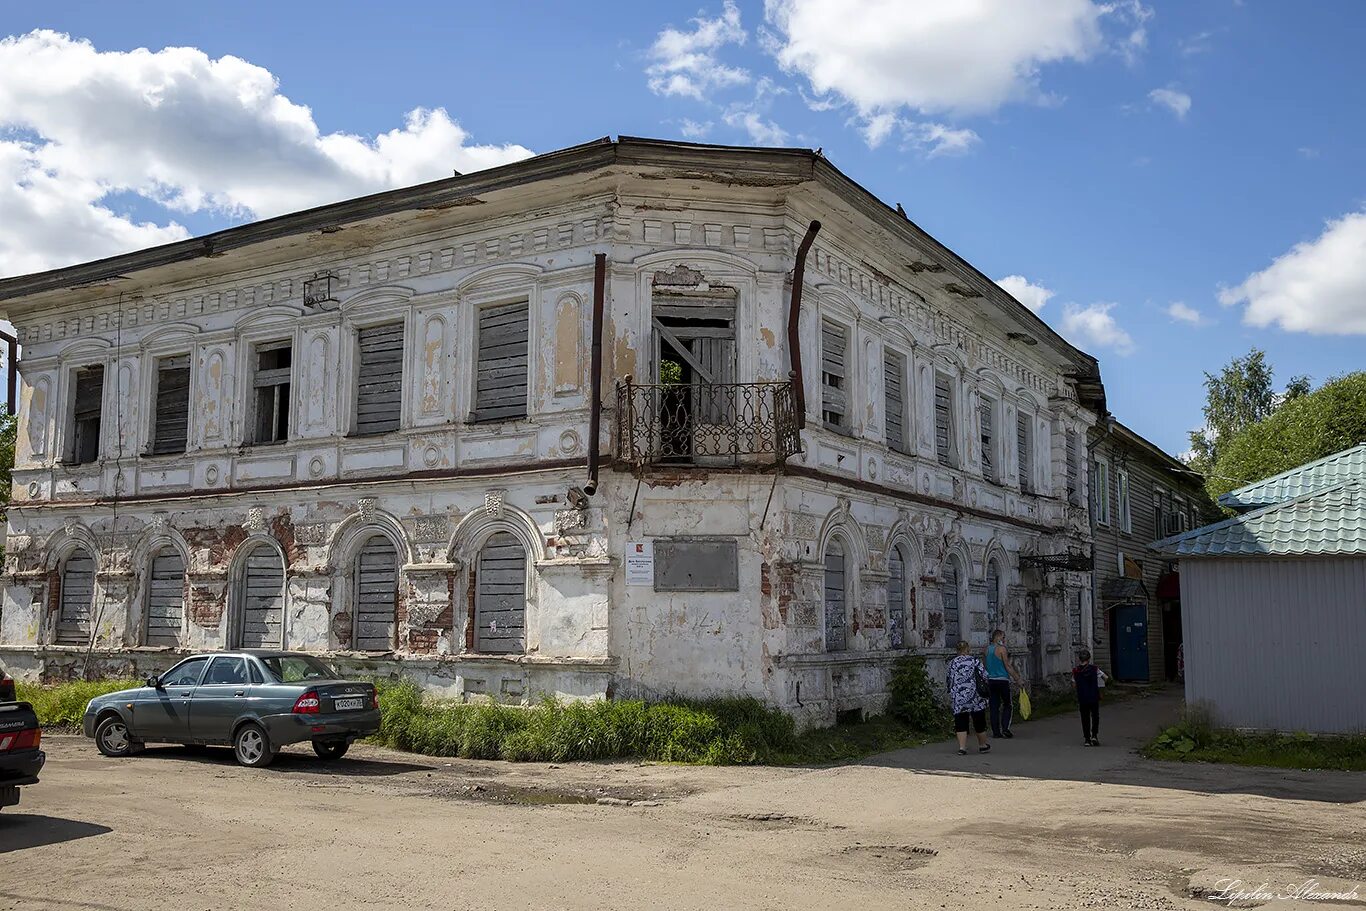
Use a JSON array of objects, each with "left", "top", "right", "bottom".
[{"left": 82, "top": 651, "right": 381, "bottom": 767}]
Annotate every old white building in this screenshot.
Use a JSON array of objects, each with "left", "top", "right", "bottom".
[{"left": 0, "top": 138, "right": 1102, "bottom": 726}]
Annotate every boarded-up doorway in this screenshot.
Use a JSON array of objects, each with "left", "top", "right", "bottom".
[{"left": 474, "top": 532, "right": 526, "bottom": 654}]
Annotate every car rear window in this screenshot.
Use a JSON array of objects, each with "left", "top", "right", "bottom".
[{"left": 260, "top": 655, "right": 336, "bottom": 683}]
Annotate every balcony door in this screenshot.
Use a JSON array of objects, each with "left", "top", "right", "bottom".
[{"left": 652, "top": 289, "right": 736, "bottom": 464}]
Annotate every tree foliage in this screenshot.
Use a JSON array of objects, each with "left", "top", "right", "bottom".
[
  {"left": 0, "top": 410, "right": 14, "bottom": 515},
  {"left": 1187, "top": 348, "right": 1280, "bottom": 472},
  {"left": 1205, "top": 372, "right": 1366, "bottom": 505}
]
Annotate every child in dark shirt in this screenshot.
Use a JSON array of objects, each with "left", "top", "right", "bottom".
[{"left": 1071, "top": 649, "right": 1105, "bottom": 746}]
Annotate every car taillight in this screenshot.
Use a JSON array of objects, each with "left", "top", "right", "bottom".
[
  {"left": 0, "top": 728, "right": 39, "bottom": 751},
  {"left": 292, "top": 692, "right": 321, "bottom": 714},
  {"left": 371, "top": 691, "right": 380, "bottom": 710}
]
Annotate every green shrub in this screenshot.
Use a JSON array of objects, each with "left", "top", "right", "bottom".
[
  {"left": 886, "top": 656, "right": 944, "bottom": 732},
  {"left": 1143, "top": 715, "right": 1366, "bottom": 772},
  {"left": 15, "top": 679, "right": 141, "bottom": 728}
]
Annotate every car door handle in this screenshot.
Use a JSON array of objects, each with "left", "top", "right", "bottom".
[{"left": 234, "top": 691, "right": 245, "bottom": 697}]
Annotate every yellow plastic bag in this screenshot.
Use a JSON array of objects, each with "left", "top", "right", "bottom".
[{"left": 1018, "top": 688, "right": 1033, "bottom": 721}]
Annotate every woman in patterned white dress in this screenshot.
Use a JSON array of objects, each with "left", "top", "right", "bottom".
[{"left": 946, "top": 640, "right": 991, "bottom": 755}]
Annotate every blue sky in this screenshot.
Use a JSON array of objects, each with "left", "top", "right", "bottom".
[{"left": 1, "top": 1, "right": 1363, "bottom": 455}]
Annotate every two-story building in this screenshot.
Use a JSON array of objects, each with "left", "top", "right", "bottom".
[
  {"left": 0, "top": 137, "right": 1104, "bottom": 726},
  {"left": 1087, "top": 420, "right": 1214, "bottom": 683}
]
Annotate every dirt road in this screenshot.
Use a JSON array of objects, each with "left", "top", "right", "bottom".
[{"left": 2, "top": 692, "right": 1363, "bottom": 910}]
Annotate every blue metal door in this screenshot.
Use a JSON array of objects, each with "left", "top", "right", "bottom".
[{"left": 1113, "top": 603, "right": 1149, "bottom": 681}]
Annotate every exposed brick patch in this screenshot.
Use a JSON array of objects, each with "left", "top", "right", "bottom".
[
  {"left": 331, "top": 611, "right": 353, "bottom": 648},
  {"left": 188, "top": 583, "right": 226, "bottom": 628},
  {"left": 269, "top": 513, "right": 305, "bottom": 566},
  {"left": 184, "top": 524, "right": 247, "bottom": 568}
]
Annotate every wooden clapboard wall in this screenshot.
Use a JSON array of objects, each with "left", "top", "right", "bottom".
[
  {"left": 151, "top": 356, "right": 190, "bottom": 455},
  {"left": 474, "top": 302, "right": 529, "bottom": 422},
  {"left": 821, "top": 320, "right": 848, "bottom": 432},
  {"left": 56, "top": 550, "right": 96, "bottom": 645},
  {"left": 354, "top": 536, "right": 398, "bottom": 651},
  {"left": 823, "top": 541, "right": 847, "bottom": 651},
  {"left": 239, "top": 548, "right": 285, "bottom": 648},
  {"left": 884, "top": 350, "right": 905, "bottom": 452},
  {"left": 474, "top": 532, "right": 526, "bottom": 654},
  {"left": 355, "top": 323, "right": 403, "bottom": 435},
  {"left": 145, "top": 550, "right": 186, "bottom": 646}
]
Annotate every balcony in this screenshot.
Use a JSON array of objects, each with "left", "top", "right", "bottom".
[{"left": 615, "top": 379, "right": 802, "bottom": 468}]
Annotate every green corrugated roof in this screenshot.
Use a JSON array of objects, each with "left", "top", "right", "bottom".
[
  {"left": 1154, "top": 481, "right": 1366, "bottom": 557},
  {"left": 1218, "top": 442, "right": 1366, "bottom": 511}
]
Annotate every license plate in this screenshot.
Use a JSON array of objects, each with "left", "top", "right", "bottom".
[{"left": 334, "top": 697, "right": 365, "bottom": 711}]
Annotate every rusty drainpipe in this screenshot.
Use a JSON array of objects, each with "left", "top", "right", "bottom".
[
  {"left": 584, "top": 252, "right": 606, "bottom": 496},
  {"left": 787, "top": 220, "right": 822, "bottom": 429}
]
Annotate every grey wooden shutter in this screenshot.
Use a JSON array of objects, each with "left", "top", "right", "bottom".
[
  {"left": 986, "top": 562, "right": 1000, "bottom": 630},
  {"left": 71, "top": 366, "right": 104, "bottom": 464},
  {"left": 475, "top": 302, "right": 529, "bottom": 421},
  {"left": 884, "top": 351, "right": 905, "bottom": 452},
  {"left": 475, "top": 532, "right": 526, "bottom": 653},
  {"left": 151, "top": 356, "right": 190, "bottom": 455},
  {"left": 934, "top": 374, "right": 953, "bottom": 466},
  {"left": 888, "top": 546, "right": 906, "bottom": 648},
  {"left": 56, "top": 550, "right": 96, "bottom": 645},
  {"left": 1017, "top": 413, "right": 1032, "bottom": 493},
  {"left": 941, "top": 560, "right": 960, "bottom": 643},
  {"left": 240, "top": 548, "right": 285, "bottom": 648},
  {"left": 693, "top": 335, "right": 736, "bottom": 426},
  {"left": 1066, "top": 431, "right": 1079, "bottom": 502},
  {"left": 354, "top": 536, "right": 398, "bottom": 651},
  {"left": 980, "top": 399, "right": 995, "bottom": 480},
  {"left": 821, "top": 320, "right": 848, "bottom": 432},
  {"left": 145, "top": 550, "right": 185, "bottom": 646},
  {"left": 355, "top": 323, "right": 404, "bottom": 435},
  {"left": 823, "top": 541, "right": 847, "bottom": 651}
]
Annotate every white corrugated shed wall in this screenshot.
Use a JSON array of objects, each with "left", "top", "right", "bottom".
[{"left": 1182, "top": 557, "right": 1366, "bottom": 733}]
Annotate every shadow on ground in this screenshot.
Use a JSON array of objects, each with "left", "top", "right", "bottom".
[
  {"left": 131, "top": 744, "right": 436, "bottom": 777},
  {"left": 860, "top": 690, "right": 1366, "bottom": 804},
  {"left": 0, "top": 813, "right": 112, "bottom": 853}
]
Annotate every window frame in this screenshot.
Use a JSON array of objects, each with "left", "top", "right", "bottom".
[
  {"left": 147, "top": 353, "right": 192, "bottom": 456},
  {"left": 1117, "top": 468, "right": 1132, "bottom": 533},
  {"left": 883, "top": 346, "right": 909, "bottom": 454},
  {"left": 933, "top": 370, "right": 958, "bottom": 468},
  {"left": 1093, "top": 455, "right": 1111, "bottom": 526},
  {"left": 65, "top": 362, "right": 106, "bottom": 465},
  {"left": 471, "top": 298, "right": 532, "bottom": 424},
  {"left": 1017, "top": 409, "right": 1035, "bottom": 494},
  {"left": 247, "top": 339, "right": 294, "bottom": 447},
  {"left": 979, "top": 395, "right": 999, "bottom": 483},
  {"left": 350, "top": 319, "right": 407, "bottom": 438},
  {"left": 820, "top": 318, "right": 852, "bottom": 435}
]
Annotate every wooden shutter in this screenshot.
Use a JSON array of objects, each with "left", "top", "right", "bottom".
[
  {"left": 934, "top": 374, "right": 953, "bottom": 466},
  {"left": 151, "top": 356, "right": 190, "bottom": 455},
  {"left": 355, "top": 323, "right": 404, "bottom": 435},
  {"left": 821, "top": 320, "right": 847, "bottom": 432},
  {"left": 888, "top": 546, "right": 906, "bottom": 648},
  {"left": 1017, "top": 413, "right": 1032, "bottom": 493},
  {"left": 145, "top": 550, "right": 185, "bottom": 646},
  {"left": 823, "top": 541, "right": 847, "bottom": 651},
  {"left": 1066, "top": 431, "right": 1079, "bottom": 502},
  {"left": 474, "top": 302, "right": 529, "bottom": 421},
  {"left": 475, "top": 532, "right": 526, "bottom": 653},
  {"left": 941, "top": 560, "right": 960, "bottom": 643},
  {"left": 980, "top": 399, "right": 995, "bottom": 480},
  {"left": 986, "top": 562, "right": 1000, "bottom": 629},
  {"left": 354, "top": 536, "right": 398, "bottom": 651},
  {"left": 56, "top": 550, "right": 96, "bottom": 645},
  {"left": 240, "top": 548, "right": 285, "bottom": 648},
  {"left": 884, "top": 351, "right": 905, "bottom": 452},
  {"left": 71, "top": 366, "right": 104, "bottom": 464}
]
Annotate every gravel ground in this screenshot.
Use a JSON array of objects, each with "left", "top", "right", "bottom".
[{"left": 1, "top": 691, "right": 1362, "bottom": 911}]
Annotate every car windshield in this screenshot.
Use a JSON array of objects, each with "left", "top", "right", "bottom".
[{"left": 260, "top": 655, "right": 337, "bottom": 684}]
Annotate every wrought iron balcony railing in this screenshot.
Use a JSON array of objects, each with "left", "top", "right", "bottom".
[{"left": 615, "top": 379, "right": 802, "bottom": 467}]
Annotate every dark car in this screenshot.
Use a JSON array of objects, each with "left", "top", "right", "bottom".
[
  {"left": 0, "top": 700, "right": 45, "bottom": 810},
  {"left": 81, "top": 651, "right": 380, "bottom": 768},
  {"left": 1, "top": 661, "right": 16, "bottom": 702}
]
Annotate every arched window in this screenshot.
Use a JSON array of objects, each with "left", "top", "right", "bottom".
[
  {"left": 237, "top": 544, "right": 285, "bottom": 649},
  {"left": 474, "top": 532, "right": 526, "bottom": 654},
  {"left": 888, "top": 544, "right": 909, "bottom": 648},
  {"left": 985, "top": 559, "right": 1001, "bottom": 633},
  {"left": 941, "top": 556, "right": 961, "bottom": 645},
  {"left": 56, "top": 547, "right": 96, "bottom": 645},
  {"left": 823, "top": 538, "right": 847, "bottom": 651},
  {"left": 145, "top": 548, "right": 186, "bottom": 646},
  {"left": 354, "top": 535, "right": 399, "bottom": 651}
]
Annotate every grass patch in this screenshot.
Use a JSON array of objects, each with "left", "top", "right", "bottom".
[
  {"left": 1141, "top": 707, "right": 1366, "bottom": 772},
  {"left": 16, "top": 679, "right": 140, "bottom": 728}
]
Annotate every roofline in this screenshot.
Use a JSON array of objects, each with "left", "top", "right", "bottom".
[
  {"left": 1216, "top": 441, "right": 1366, "bottom": 508},
  {"left": 0, "top": 134, "right": 1101, "bottom": 394},
  {"left": 1107, "top": 419, "right": 1201, "bottom": 481}
]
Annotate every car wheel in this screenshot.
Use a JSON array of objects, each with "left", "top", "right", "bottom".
[
  {"left": 95, "top": 715, "right": 139, "bottom": 758},
  {"left": 312, "top": 739, "right": 349, "bottom": 761},
  {"left": 233, "top": 723, "right": 276, "bottom": 768}
]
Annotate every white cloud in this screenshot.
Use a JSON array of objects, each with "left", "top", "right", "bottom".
[
  {"left": 678, "top": 119, "right": 714, "bottom": 140},
  {"left": 1148, "top": 86, "right": 1192, "bottom": 120},
  {"left": 1218, "top": 210, "right": 1366, "bottom": 335},
  {"left": 764, "top": 0, "right": 1129, "bottom": 117},
  {"left": 0, "top": 30, "right": 534, "bottom": 278},
  {"left": 646, "top": 1, "right": 750, "bottom": 101},
  {"left": 856, "top": 114, "right": 979, "bottom": 156},
  {"left": 722, "top": 110, "right": 789, "bottom": 145},
  {"left": 995, "top": 275, "right": 1055, "bottom": 313},
  {"left": 1166, "top": 302, "right": 1204, "bottom": 325},
  {"left": 1298, "top": 146, "right": 1320, "bottom": 159},
  {"left": 1060, "top": 302, "right": 1135, "bottom": 355}
]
